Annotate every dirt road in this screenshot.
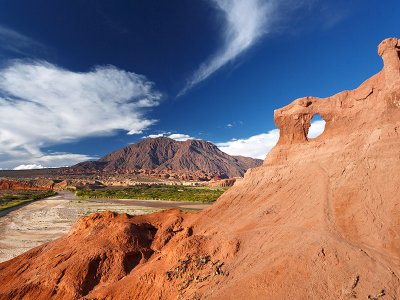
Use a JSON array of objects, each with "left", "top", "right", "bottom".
[{"left": 0, "top": 192, "right": 210, "bottom": 263}]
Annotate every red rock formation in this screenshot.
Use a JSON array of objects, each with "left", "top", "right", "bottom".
[
  {"left": 0, "top": 38, "right": 399, "bottom": 299},
  {"left": 0, "top": 179, "right": 54, "bottom": 191}
]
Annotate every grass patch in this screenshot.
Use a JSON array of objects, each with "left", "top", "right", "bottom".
[
  {"left": 76, "top": 185, "right": 227, "bottom": 203},
  {"left": 0, "top": 190, "right": 57, "bottom": 211}
]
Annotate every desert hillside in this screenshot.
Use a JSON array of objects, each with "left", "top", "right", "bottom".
[
  {"left": 0, "top": 38, "right": 399, "bottom": 299},
  {"left": 67, "top": 137, "right": 262, "bottom": 180}
]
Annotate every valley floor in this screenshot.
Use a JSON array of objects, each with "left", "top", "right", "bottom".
[{"left": 0, "top": 191, "right": 210, "bottom": 263}]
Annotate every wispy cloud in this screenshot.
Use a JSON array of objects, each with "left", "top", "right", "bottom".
[
  {"left": 178, "top": 0, "right": 334, "bottom": 96},
  {"left": 225, "top": 120, "right": 243, "bottom": 128},
  {"left": 0, "top": 25, "right": 46, "bottom": 57},
  {"left": 217, "top": 119, "right": 326, "bottom": 159},
  {"left": 2, "top": 152, "right": 95, "bottom": 171},
  {"left": 178, "top": 0, "right": 275, "bottom": 96},
  {"left": 0, "top": 60, "right": 161, "bottom": 169}
]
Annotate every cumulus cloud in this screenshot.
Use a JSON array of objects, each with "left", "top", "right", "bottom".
[
  {"left": 217, "top": 129, "right": 279, "bottom": 159},
  {"left": 168, "top": 133, "right": 194, "bottom": 141},
  {"left": 145, "top": 133, "right": 166, "bottom": 139},
  {"left": 217, "top": 119, "right": 326, "bottom": 159},
  {"left": 179, "top": 0, "right": 275, "bottom": 95},
  {"left": 144, "top": 132, "right": 194, "bottom": 141},
  {"left": 307, "top": 120, "right": 325, "bottom": 138},
  {"left": 0, "top": 60, "right": 161, "bottom": 169}
]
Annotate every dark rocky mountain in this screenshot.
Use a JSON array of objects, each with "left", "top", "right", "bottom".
[{"left": 67, "top": 137, "right": 262, "bottom": 180}]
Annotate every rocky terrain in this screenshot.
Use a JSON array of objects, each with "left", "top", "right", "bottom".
[
  {"left": 0, "top": 179, "right": 67, "bottom": 191},
  {"left": 0, "top": 175, "right": 218, "bottom": 192},
  {"left": 0, "top": 38, "right": 399, "bottom": 299},
  {"left": 66, "top": 137, "right": 262, "bottom": 180},
  {"left": 0, "top": 192, "right": 210, "bottom": 263}
]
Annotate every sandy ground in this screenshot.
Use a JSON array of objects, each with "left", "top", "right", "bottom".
[{"left": 0, "top": 191, "right": 210, "bottom": 263}]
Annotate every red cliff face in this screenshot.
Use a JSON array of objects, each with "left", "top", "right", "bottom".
[{"left": 0, "top": 38, "right": 399, "bottom": 300}]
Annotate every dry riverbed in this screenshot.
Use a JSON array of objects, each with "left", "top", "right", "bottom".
[{"left": 0, "top": 191, "right": 210, "bottom": 263}]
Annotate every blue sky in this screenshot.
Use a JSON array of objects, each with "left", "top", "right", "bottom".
[{"left": 0, "top": 0, "right": 399, "bottom": 169}]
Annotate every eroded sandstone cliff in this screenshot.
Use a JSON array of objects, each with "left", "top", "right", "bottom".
[{"left": 0, "top": 38, "right": 399, "bottom": 300}]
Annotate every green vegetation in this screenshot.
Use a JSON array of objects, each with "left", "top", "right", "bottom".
[
  {"left": 0, "top": 190, "right": 57, "bottom": 211},
  {"left": 76, "top": 185, "right": 227, "bottom": 203}
]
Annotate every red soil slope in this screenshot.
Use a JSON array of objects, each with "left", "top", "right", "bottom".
[{"left": 0, "top": 38, "right": 399, "bottom": 300}]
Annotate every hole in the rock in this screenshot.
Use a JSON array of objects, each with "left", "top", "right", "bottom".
[{"left": 307, "top": 114, "right": 326, "bottom": 139}]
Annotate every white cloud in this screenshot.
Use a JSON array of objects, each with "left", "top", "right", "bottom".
[
  {"left": 217, "top": 129, "right": 279, "bottom": 159},
  {"left": 168, "top": 133, "right": 194, "bottom": 141},
  {"left": 0, "top": 60, "right": 161, "bottom": 169},
  {"left": 146, "top": 134, "right": 166, "bottom": 139},
  {"left": 217, "top": 119, "right": 326, "bottom": 159},
  {"left": 179, "top": 0, "right": 275, "bottom": 95},
  {"left": 144, "top": 132, "right": 194, "bottom": 142},
  {"left": 307, "top": 120, "right": 325, "bottom": 138},
  {"left": 13, "top": 164, "right": 44, "bottom": 170}
]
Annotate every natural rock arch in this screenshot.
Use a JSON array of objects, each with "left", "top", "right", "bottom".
[{"left": 307, "top": 114, "right": 326, "bottom": 139}]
